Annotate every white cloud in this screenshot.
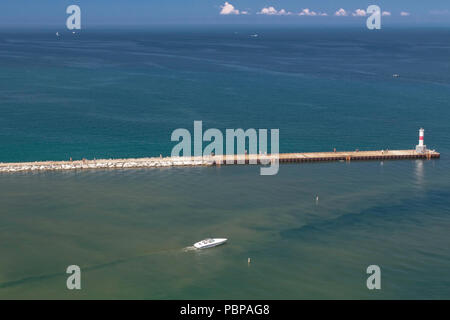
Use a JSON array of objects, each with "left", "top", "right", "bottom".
[
  {"left": 382, "top": 11, "right": 391, "bottom": 16},
  {"left": 220, "top": 2, "right": 240, "bottom": 15},
  {"left": 258, "top": 6, "right": 277, "bottom": 15},
  {"left": 334, "top": 8, "right": 348, "bottom": 16},
  {"left": 299, "top": 9, "right": 317, "bottom": 16},
  {"left": 400, "top": 11, "right": 410, "bottom": 16},
  {"left": 352, "top": 9, "right": 366, "bottom": 17},
  {"left": 258, "top": 6, "right": 291, "bottom": 15},
  {"left": 278, "top": 9, "right": 292, "bottom": 15}
]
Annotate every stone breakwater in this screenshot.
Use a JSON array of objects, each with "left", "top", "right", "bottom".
[
  {"left": 0, "top": 156, "right": 219, "bottom": 173},
  {"left": 0, "top": 149, "right": 440, "bottom": 173}
]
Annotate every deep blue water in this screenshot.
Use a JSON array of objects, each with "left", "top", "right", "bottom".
[
  {"left": 0, "top": 27, "right": 449, "bottom": 299},
  {"left": 1, "top": 27, "right": 449, "bottom": 161}
]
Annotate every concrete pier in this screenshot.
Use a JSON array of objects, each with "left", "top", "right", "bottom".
[{"left": 0, "top": 149, "right": 440, "bottom": 173}]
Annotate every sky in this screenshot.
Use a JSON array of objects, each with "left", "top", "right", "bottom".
[{"left": 0, "top": 0, "right": 449, "bottom": 26}]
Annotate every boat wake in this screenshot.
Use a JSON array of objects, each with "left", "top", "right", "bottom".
[{"left": 0, "top": 247, "right": 192, "bottom": 289}]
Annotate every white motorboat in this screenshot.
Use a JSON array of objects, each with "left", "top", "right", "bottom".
[{"left": 194, "top": 238, "right": 227, "bottom": 249}]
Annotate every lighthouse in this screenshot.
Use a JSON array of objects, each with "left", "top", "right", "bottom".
[{"left": 415, "top": 128, "right": 427, "bottom": 153}]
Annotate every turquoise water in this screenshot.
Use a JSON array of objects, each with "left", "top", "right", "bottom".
[{"left": 0, "top": 27, "right": 449, "bottom": 299}]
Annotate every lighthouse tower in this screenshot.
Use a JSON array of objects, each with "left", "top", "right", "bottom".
[{"left": 415, "top": 128, "right": 427, "bottom": 153}]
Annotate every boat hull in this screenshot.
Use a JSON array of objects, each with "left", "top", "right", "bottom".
[{"left": 194, "top": 238, "right": 227, "bottom": 249}]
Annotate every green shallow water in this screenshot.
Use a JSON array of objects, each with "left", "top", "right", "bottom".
[{"left": 1, "top": 160, "right": 449, "bottom": 299}]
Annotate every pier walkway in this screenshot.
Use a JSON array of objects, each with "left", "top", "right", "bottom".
[{"left": 0, "top": 149, "right": 440, "bottom": 173}]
